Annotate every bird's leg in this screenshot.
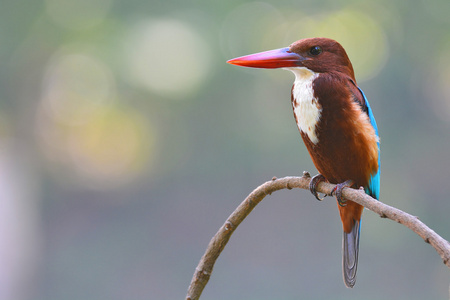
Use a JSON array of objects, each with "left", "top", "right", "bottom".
[
  {"left": 332, "top": 180, "right": 354, "bottom": 207},
  {"left": 309, "top": 174, "right": 327, "bottom": 201}
]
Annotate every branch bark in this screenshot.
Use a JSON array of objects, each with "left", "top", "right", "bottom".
[{"left": 186, "top": 173, "right": 450, "bottom": 300}]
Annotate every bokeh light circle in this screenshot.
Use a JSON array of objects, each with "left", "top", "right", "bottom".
[
  {"left": 38, "top": 49, "right": 156, "bottom": 189},
  {"left": 66, "top": 105, "right": 153, "bottom": 187},
  {"left": 124, "top": 19, "right": 212, "bottom": 99},
  {"left": 42, "top": 52, "right": 115, "bottom": 125}
]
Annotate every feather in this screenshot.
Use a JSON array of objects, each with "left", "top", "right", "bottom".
[
  {"left": 358, "top": 87, "right": 380, "bottom": 200},
  {"left": 342, "top": 219, "right": 360, "bottom": 288}
]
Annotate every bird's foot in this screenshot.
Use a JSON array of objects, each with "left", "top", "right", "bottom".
[
  {"left": 309, "top": 174, "right": 327, "bottom": 201},
  {"left": 332, "top": 180, "right": 354, "bottom": 207}
]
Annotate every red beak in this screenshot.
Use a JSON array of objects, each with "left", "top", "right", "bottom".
[{"left": 227, "top": 47, "right": 304, "bottom": 69}]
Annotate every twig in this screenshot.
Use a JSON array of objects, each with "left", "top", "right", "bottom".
[{"left": 186, "top": 174, "right": 450, "bottom": 300}]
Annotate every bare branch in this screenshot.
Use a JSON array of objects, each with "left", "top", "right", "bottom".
[{"left": 186, "top": 174, "right": 450, "bottom": 300}]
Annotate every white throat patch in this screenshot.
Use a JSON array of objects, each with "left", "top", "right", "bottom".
[{"left": 286, "top": 67, "right": 321, "bottom": 144}]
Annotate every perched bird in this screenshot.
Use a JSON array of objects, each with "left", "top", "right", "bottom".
[{"left": 227, "top": 37, "right": 380, "bottom": 288}]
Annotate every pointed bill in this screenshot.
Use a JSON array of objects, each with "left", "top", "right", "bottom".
[{"left": 227, "top": 47, "right": 304, "bottom": 69}]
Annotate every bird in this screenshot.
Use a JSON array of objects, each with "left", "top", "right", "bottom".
[{"left": 227, "top": 37, "right": 380, "bottom": 288}]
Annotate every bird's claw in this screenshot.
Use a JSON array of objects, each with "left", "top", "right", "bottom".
[
  {"left": 309, "top": 174, "right": 327, "bottom": 201},
  {"left": 332, "top": 180, "right": 354, "bottom": 207}
]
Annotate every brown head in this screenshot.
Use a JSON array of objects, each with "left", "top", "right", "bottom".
[{"left": 227, "top": 37, "right": 355, "bottom": 81}]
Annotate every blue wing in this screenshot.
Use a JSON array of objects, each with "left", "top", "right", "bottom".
[{"left": 358, "top": 87, "right": 380, "bottom": 200}]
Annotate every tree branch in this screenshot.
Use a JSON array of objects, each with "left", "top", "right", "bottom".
[{"left": 186, "top": 173, "right": 450, "bottom": 300}]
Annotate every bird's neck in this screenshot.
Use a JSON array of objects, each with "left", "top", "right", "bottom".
[{"left": 288, "top": 67, "right": 322, "bottom": 144}]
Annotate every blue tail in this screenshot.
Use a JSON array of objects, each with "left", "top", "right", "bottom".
[{"left": 342, "top": 219, "right": 360, "bottom": 288}]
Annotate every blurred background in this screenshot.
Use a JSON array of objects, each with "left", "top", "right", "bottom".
[{"left": 1, "top": 0, "right": 450, "bottom": 299}]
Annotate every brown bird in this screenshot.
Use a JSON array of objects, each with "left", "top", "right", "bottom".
[{"left": 228, "top": 37, "right": 380, "bottom": 287}]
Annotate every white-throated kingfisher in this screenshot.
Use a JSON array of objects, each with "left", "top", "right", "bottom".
[{"left": 227, "top": 37, "right": 380, "bottom": 288}]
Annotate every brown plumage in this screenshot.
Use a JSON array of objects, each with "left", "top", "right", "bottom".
[
  {"left": 228, "top": 37, "right": 380, "bottom": 288},
  {"left": 295, "top": 72, "right": 378, "bottom": 232}
]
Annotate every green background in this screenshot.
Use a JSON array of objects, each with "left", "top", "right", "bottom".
[{"left": 1, "top": 0, "right": 450, "bottom": 299}]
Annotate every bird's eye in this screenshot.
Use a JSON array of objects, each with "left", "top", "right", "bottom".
[{"left": 309, "top": 46, "right": 322, "bottom": 56}]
